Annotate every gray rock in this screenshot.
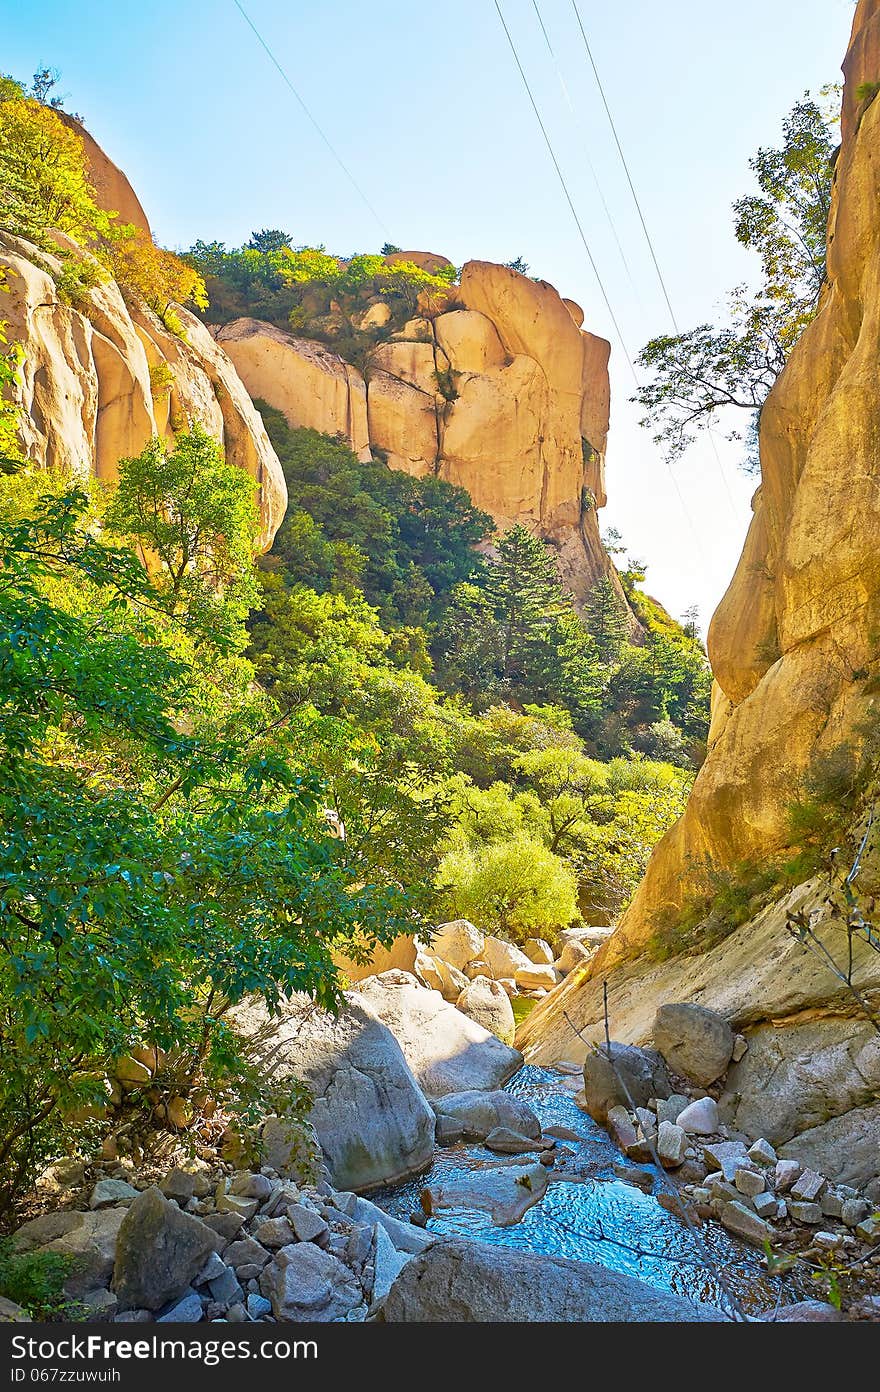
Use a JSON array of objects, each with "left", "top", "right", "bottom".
[
  {"left": 753, "top": 1191, "right": 778, "bottom": 1218},
  {"left": 223, "top": 1237, "right": 270, "bottom": 1269},
  {"left": 655, "top": 1094, "right": 691, "bottom": 1125},
  {"left": 701, "top": 1140, "right": 749, "bottom": 1181},
  {"left": 820, "top": 1190, "right": 844, "bottom": 1218},
  {"left": 226, "top": 1303, "right": 247, "bottom": 1322},
  {"left": 841, "top": 1198, "right": 869, "bottom": 1227},
  {"left": 356, "top": 970, "right": 523, "bottom": 1097},
  {"left": 160, "top": 1168, "right": 211, "bottom": 1202},
  {"left": 855, "top": 1215, "right": 880, "bottom": 1244},
  {"left": 201, "top": 1212, "right": 243, "bottom": 1243},
  {"left": 777, "top": 1103, "right": 880, "bottom": 1188},
  {"left": 790, "top": 1168, "right": 826, "bottom": 1202},
  {"left": 432, "top": 1090, "right": 541, "bottom": 1142},
  {"left": 113, "top": 1310, "right": 153, "bottom": 1323},
  {"left": 725, "top": 1019, "right": 880, "bottom": 1149},
  {"left": 370, "top": 1224, "right": 409, "bottom": 1305},
  {"left": 230, "top": 1172, "right": 273, "bottom": 1200},
  {"left": 157, "top": 1290, "right": 203, "bottom": 1323},
  {"left": 774, "top": 1158, "right": 801, "bottom": 1191},
  {"left": 259, "top": 1242, "right": 361, "bottom": 1321},
  {"left": 653, "top": 1002, "right": 734, "bottom": 1086},
  {"left": 14, "top": 1208, "right": 127, "bottom": 1298},
  {"left": 484, "top": 1127, "right": 542, "bottom": 1155},
  {"left": 344, "top": 1196, "right": 434, "bottom": 1255},
  {"left": 761, "top": 1300, "right": 845, "bottom": 1322},
  {"left": 89, "top": 1179, "right": 139, "bottom": 1209},
  {"left": 789, "top": 1201, "right": 823, "bottom": 1224},
  {"left": 656, "top": 1121, "right": 687, "bottom": 1168},
  {"left": 195, "top": 1251, "right": 227, "bottom": 1285},
  {"left": 676, "top": 1097, "right": 720, "bottom": 1134},
  {"left": 246, "top": 1293, "right": 272, "bottom": 1319},
  {"left": 717, "top": 1201, "right": 775, "bottom": 1247},
  {"left": 734, "top": 1167, "right": 766, "bottom": 1198},
  {"left": 423, "top": 1162, "right": 549, "bottom": 1227},
  {"left": 230, "top": 987, "right": 436, "bottom": 1191},
  {"left": 612, "top": 1163, "right": 654, "bottom": 1192},
  {"left": 112, "top": 1187, "right": 222, "bottom": 1311},
  {"left": 287, "top": 1203, "right": 329, "bottom": 1244},
  {"left": 383, "top": 1239, "right": 721, "bottom": 1321},
  {"left": 208, "top": 1265, "right": 244, "bottom": 1305},
  {"left": 747, "top": 1138, "right": 777, "bottom": 1166},
  {"left": 78, "top": 1288, "right": 120, "bottom": 1321},
  {"left": 455, "top": 976, "right": 516, "bottom": 1046},
  {"left": 581, "top": 1043, "right": 671, "bottom": 1124},
  {"left": 254, "top": 1217, "right": 296, "bottom": 1249},
  {"left": 215, "top": 1192, "right": 259, "bottom": 1222}
]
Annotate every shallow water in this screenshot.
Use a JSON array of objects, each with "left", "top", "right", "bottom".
[{"left": 373, "top": 1065, "right": 810, "bottom": 1317}]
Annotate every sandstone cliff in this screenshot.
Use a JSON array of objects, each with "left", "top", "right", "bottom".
[
  {"left": 216, "top": 261, "right": 618, "bottom": 605},
  {"left": 0, "top": 228, "right": 286, "bottom": 548},
  {"left": 520, "top": 1, "right": 880, "bottom": 1174}
]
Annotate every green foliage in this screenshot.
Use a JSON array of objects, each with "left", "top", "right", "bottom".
[
  {"left": 0, "top": 270, "right": 24, "bottom": 476},
  {"left": 0, "top": 1239, "right": 72, "bottom": 1318},
  {"left": 105, "top": 427, "right": 260, "bottom": 641},
  {"left": 258, "top": 410, "right": 492, "bottom": 631},
  {"left": 0, "top": 471, "right": 420, "bottom": 1219},
  {"left": 634, "top": 92, "right": 838, "bottom": 467},
  {"left": 437, "top": 835, "right": 578, "bottom": 943},
  {"left": 648, "top": 860, "right": 783, "bottom": 961},
  {"left": 435, "top": 524, "right": 604, "bottom": 723},
  {"left": 184, "top": 235, "right": 458, "bottom": 347}
]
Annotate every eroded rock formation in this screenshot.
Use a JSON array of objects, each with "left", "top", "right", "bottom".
[
  {"left": 521, "top": 1, "right": 880, "bottom": 1170},
  {"left": 216, "top": 261, "right": 619, "bottom": 603},
  {"left": 1, "top": 232, "right": 286, "bottom": 548}
]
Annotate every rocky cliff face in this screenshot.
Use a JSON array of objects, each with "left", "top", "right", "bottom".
[
  {"left": 1, "top": 228, "right": 286, "bottom": 549},
  {"left": 216, "top": 261, "right": 617, "bottom": 605},
  {"left": 520, "top": 2, "right": 880, "bottom": 1169}
]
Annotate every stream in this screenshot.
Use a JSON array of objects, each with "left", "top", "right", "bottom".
[{"left": 374, "top": 1065, "right": 811, "bottom": 1317}]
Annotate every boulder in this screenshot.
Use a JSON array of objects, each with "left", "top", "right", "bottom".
[
  {"left": 514, "top": 963, "right": 558, "bottom": 992},
  {"left": 481, "top": 936, "right": 534, "bottom": 980},
  {"left": 14, "top": 1209, "right": 127, "bottom": 1298},
  {"left": 676, "top": 1097, "right": 720, "bottom": 1134},
  {"left": 777, "top": 1102, "right": 880, "bottom": 1188},
  {"left": 428, "top": 921, "right": 485, "bottom": 971},
  {"left": 652, "top": 1003, "right": 734, "bottom": 1086},
  {"left": 414, "top": 950, "right": 469, "bottom": 1002},
  {"left": 422, "top": 1162, "right": 548, "bottom": 1226},
  {"left": 581, "top": 1043, "right": 672, "bottom": 1123},
  {"left": 229, "top": 990, "right": 435, "bottom": 1191},
  {"left": 523, "top": 938, "right": 555, "bottom": 966},
  {"left": 258, "top": 1242, "right": 361, "bottom": 1322},
  {"left": 112, "top": 1187, "right": 222, "bottom": 1311},
  {"left": 556, "top": 939, "right": 593, "bottom": 975},
  {"left": 432, "top": 1089, "right": 541, "bottom": 1142},
  {"left": 383, "top": 1239, "right": 721, "bottom": 1321},
  {"left": 484, "top": 1127, "right": 542, "bottom": 1155},
  {"left": 456, "top": 976, "right": 516, "bottom": 1044},
  {"left": 356, "top": 970, "right": 522, "bottom": 1097}
]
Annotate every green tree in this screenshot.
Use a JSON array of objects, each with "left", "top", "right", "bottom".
[
  {"left": 437, "top": 835, "right": 577, "bottom": 943},
  {"left": 106, "top": 428, "right": 259, "bottom": 638},
  {"left": 585, "top": 575, "right": 629, "bottom": 664},
  {"left": 0, "top": 480, "right": 420, "bottom": 1219},
  {"left": 0, "top": 92, "right": 112, "bottom": 246},
  {"left": 247, "top": 229, "right": 292, "bottom": 254},
  {"left": 634, "top": 92, "right": 837, "bottom": 466}
]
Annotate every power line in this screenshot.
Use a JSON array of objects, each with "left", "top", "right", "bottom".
[
  {"left": 569, "top": 3, "right": 740, "bottom": 521},
  {"left": 493, "top": 0, "right": 638, "bottom": 389},
  {"left": 231, "top": 0, "right": 387, "bottom": 236},
  {"left": 530, "top": 0, "right": 640, "bottom": 295},
  {"left": 570, "top": 0, "right": 678, "bottom": 332},
  {"left": 493, "top": 2, "right": 711, "bottom": 570}
]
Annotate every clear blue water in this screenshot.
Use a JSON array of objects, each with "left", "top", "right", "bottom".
[{"left": 373, "top": 1066, "right": 809, "bottom": 1317}]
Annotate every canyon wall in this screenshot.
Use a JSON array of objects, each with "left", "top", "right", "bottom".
[
  {"left": 520, "top": 1, "right": 880, "bottom": 1167},
  {"left": 216, "top": 261, "right": 618, "bottom": 605},
  {"left": 0, "top": 229, "right": 286, "bottom": 549}
]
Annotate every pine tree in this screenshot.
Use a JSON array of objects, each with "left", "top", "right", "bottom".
[{"left": 585, "top": 575, "right": 630, "bottom": 664}]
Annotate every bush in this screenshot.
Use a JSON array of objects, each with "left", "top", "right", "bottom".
[
  {"left": 0, "top": 1240, "right": 72, "bottom": 1318},
  {"left": 437, "top": 835, "right": 578, "bottom": 943}
]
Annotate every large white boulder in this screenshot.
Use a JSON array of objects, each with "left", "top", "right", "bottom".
[
  {"left": 356, "top": 971, "right": 523, "bottom": 1097},
  {"left": 230, "top": 993, "right": 435, "bottom": 1192},
  {"left": 482, "top": 936, "right": 533, "bottom": 980},
  {"left": 428, "top": 921, "right": 485, "bottom": 971},
  {"left": 456, "top": 976, "right": 516, "bottom": 1045}
]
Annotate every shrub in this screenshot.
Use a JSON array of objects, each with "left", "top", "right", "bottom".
[
  {"left": 437, "top": 835, "right": 578, "bottom": 943},
  {"left": 0, "top": 1240, "right": 72, "bottom": 1318}
]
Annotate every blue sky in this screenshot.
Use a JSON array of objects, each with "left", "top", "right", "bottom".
[{"left": 5, "top": 0, "right": 858, "bottom": 629}]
